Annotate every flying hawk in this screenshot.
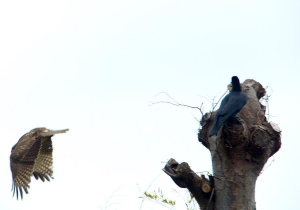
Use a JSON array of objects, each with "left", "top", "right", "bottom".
[{"left": 10, "top": 127, "right": 68, "bottom": 199}]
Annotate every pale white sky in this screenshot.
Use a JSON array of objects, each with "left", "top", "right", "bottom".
[{"left": 0, "top": 0, "right": 299, "bottom": 209}]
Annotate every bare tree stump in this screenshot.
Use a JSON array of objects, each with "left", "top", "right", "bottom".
[{"left": 163, "top": 79, "right": 281, "bottom": 210}]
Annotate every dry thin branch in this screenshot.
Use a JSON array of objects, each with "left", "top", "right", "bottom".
[
  {"left": 261, "top": 85, "right": 273, "bottom": 121},
  {"left": 99, "top": 189, "right": 123, "bottom": 210},
  {"left": 195, "top": 171, "right": 212, "bottom": 176},
  {"left": 139, "top": 173, "right": 164, "bottom": 210},
  {"left": 196, "top": 94, "right": 214, "bottom": 104},
  {"left": 150, "top": 92, "right": 204, "bottom": 116},
  {"left": 211, "top": 90, "right": 228, "bottom": 112},
  {"left": 172, "top": 189, "right": 200, "bottom": 210}
]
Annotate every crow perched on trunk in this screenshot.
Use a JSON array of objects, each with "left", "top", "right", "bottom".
[{"left": 209, "top": 76, "right": 248, "bottom": 137}]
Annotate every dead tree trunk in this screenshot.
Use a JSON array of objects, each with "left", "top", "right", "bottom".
[{"left": 163, "top": 79, "right": 281, "bottom": 210}]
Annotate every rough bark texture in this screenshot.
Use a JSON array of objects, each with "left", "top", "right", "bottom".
[
  {"left": 163, "top": 79, "right": 281, "bottom": 210},
  {"left": 163, "top": 159, "right": 215, "bottom": 210}
]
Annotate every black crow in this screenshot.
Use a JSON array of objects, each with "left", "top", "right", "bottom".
[{"left": 209, "top": 76, "right": 248, "bottom": 137}]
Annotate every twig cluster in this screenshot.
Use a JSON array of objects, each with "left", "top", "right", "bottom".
[
  {"left": 149, "top": 92, "right": 204, "bottom": 116},
  {"left": 260, "top": 85, "right": 273, "bottom": 121}
]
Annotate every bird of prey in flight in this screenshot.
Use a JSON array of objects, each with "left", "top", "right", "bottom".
[
  {"left": 209, "top": 76, "right": 248, "bottom": 137},
  {"left": 10, "top": 127, "right": 68, "bottom": 199}
]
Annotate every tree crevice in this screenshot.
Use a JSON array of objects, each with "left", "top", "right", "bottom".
[{"left": 164, "top": 79, "right": 281, "bottom": 210}]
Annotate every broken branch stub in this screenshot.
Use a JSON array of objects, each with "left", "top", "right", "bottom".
[
  {"left": 163, "top": 159, "right": 215, "bottom": 210},
  {"left": 163, "top": 79, "right": 281, "bottom": 210},
  {"left": 197, "top": 79, "right": 281, "bottom": 209}
]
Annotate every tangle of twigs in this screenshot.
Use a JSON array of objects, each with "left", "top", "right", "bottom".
[
  {"left": 211, "top": 90, "right": 228, "bottom": 112},
  {"left": 261, "top": 85, "right": 273, "bottom": 121},
  {"left": 149, "top": 92, "right": 204, "bottom": 116}
]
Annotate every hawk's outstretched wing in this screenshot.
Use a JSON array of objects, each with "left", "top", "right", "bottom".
[{"left": 10, "top": 128, "right": 68, "bottom": 199}]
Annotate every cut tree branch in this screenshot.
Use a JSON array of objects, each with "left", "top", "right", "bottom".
[
  {"left": 163, "top": 159, "right": 215, "bottom": 210},
  {"left": 163, "top": 78, "right": 281, "bottom": 210}
]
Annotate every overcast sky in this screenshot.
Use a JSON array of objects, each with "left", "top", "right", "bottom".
[{"left": 0, "top": 0, "right": 299, "bottom": 209}]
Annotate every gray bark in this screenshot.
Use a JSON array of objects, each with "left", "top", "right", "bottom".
[{"left": 164, "top": 79, "right": 281, "bottom": 210}]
